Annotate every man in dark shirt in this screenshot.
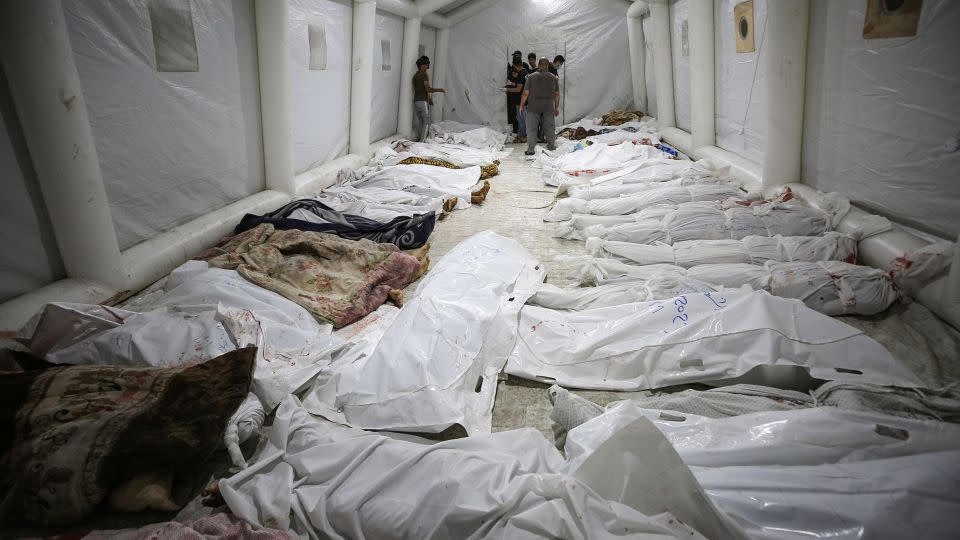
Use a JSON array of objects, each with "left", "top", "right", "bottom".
[
  {"left": 519, "top": 57, "right": 560, "bottom": 155},
  {"left": 505, "top": 51, "right": 524, "bottom": 135},
  {"left": 413, "top": 56, "right": 445, "bottom": 142},
  {"left": 504, "top": 59, "right": 527, "bottom": 140}
]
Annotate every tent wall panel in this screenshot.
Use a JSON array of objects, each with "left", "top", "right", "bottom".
[
  {"left": 444, "top": 0, "right": 633, "bottom": 128},
  {"left": 371, "top": 10, "right": 404, "bottom": 142},
  {"left": 290, "top": 0, "right": 353, "bottom": 174},
  {"left": 62, "top": 0, "right": 265, "bottom": 250},
  {"left": 802, "top": 0, "right": 960, "bottom": 238},
  {"left": 714, "top": 0, "right": 766, "bottom": 163}
]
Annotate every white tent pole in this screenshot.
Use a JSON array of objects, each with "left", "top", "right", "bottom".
[
  {"left": 255, "top": 0, "right": 295, "bottom": 194},
  {"left": 433, "top": 27, "right": 450, "bottom": 121},
  {"left": 0, "top": 0, "right": 123, "bottom": 286},
  {"left": 688, "top": 0, "right": 715, "bottom": 153},
  {"left": 762, "top": 0, "right": 809, "bottom": 187},
  {"left": 626, "top": 2, "right": 649, "bottom": 112},
  {"left": 350, "top": 0, "right": 377, "bottom": 154},
  {"left": 648, "top": 0, "right": 675, "bottom": 131},
  {"left": 398, "top": 16, "right": 422, "bottom": 139}
]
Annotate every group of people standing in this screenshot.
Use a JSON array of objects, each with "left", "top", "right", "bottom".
[
  {"left": 504, "top": 51, "right": 564, "bottom": 155},
  {"left": 410, "top": 51, "right": 565, "bottom": 155}
]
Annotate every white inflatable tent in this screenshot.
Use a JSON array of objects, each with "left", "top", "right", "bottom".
[
  {"left": 1, "top": 0, "right": 956, "bottom": 329},
  {"left": 1, "top": 1, "right": 959, "bottom": 536}
]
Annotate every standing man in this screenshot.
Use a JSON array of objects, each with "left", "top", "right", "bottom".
[
  {"left": 413, "top": 56, "right": 445, "bottom": 142},
  {"left": 503, "top": 58, "right": 527, "bottom": 142},
  {"left": 526, "top": 52, "right": 537, "bottom": 73},
  {"left": 505, "top": 51, "right": 524, "bottom": 136},
  {"left": 549, "top": 55, "right": 565, "bottom": 76},
  {"left": 519, "top": 57, "right": 559, "bottom": 155}
]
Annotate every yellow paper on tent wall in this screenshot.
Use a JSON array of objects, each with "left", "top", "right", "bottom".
[
  {"left": 863, "top": 0, "right": 923, "bottom": 39},
  {"left": 734, "top": 1, "right": 755, "bottom": 54}
]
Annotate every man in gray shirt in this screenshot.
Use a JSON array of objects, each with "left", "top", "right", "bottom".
[{"left": 519, "top": 57, "right": 560, "bottom": 155}]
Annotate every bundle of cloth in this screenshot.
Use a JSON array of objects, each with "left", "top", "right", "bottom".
[
  {"left": 544, "top": 184, "right": 743, "bottom": 222},
  {"left": 374, "top": 140, "right": 504, "bottom": 179},
  {"left": 321, "top": 184, "right": 456, "bottom": 215},
  {"left": 426, "top": 120, "right": 509, "bottom": 152},
  {"left": 196, "top": 223, "right": 425, "bottom": 328},
  {"left": 555, "top": 399, "right": 960, "bottom": 540},
  {"left": 533, "top": 140, "right": 675, "bottom": 182},
  {"left": 562, "top": 159, "right": 728, "bottom": 198},
  {"left": 310, "top": 190, "right": 445, "bottom": 222},
  {"left": 337, "top": 163, "right": 489, "bottom": 208},
  {"left": 234, "top": 199, "right": 436, "bottom": 249},
  {"left": 600, "top": 109, "right": 645, "bottom": 125},
  {"left": 590, "top": 232, "right": 859, "bottom": 267},
  {"left": 557, "top": 188, "right": 845, "bottom": 242},
  {"left": 505, "top": 288, "right": 923, "bottom": 390},
  {"left": 567, "top": 255, "right": 900, "bottom": 316}
]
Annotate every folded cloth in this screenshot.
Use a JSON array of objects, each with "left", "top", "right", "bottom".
[
  {"left": 234, "top": 199, "right": 436, "bottom": 250},
  {"left": 197, "top": 224, "right": 421, "bottom": 328}
]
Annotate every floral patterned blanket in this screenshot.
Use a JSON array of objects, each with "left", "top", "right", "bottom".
[{"left": 197, "top": 224, "right": 422, "bottom": 328}]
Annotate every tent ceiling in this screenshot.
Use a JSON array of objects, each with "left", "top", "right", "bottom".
[{"left": 437, "top": 0, "right": 473, "bottom": 15}]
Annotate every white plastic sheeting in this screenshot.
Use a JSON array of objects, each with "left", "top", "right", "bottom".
[
  {"left": 567, "top": 403, "right": 960, "bottom": 540},
  {"left": 17, "top": 302, "right": 247, "bottom": 367},
  {"left": 506, "top": 290, "right": 923, "bottom": 390},
  {"left": 321, "top": 184, "right": 447, "bottom": 211},
  {"left": 62, "top": 0, "right": 265, "bottom": 249},
  {"left": 427, "top": 121, "right": 509, "bottom": 151},
  {"left": 535, "top": 141, "right": 672, "bottom": 178},
  {"left": 564, "top": 199, "right": 833, "bottom": 243},
  {"left": 802, "top": 0, "right": 960, "bottom": 238},
  {"left": 151, "top": 261, "right": 344, "bottom": 410},
  {"left": 670, "top": 0, "right": 691, "bottom": 131},
  {"left": 312, "top": 191, "right": 443, "bottom": 221},
  {"left": 0, "top": 95, "right": 64, "bottom": 302},
  {"left": 715, "top": 0, "right": 767, "bottom": 163},
  {"left": 563, "top": 255, "right": 900, "bottom": 316},
  {"left": 685, "top": 260, "right": 900, "bottom": 316},
  {"left": 371, "top": 10, "right": 403, "bottom": 143},
  {"left": 302, "top": 232, "right": 545, "bottom": 434},
  {"left": 375, "top": 139, "right": 507, "bottom": 166},
  {"left": 444, "top": 0, "right": 633, "bottom": 127},
  {"left": 592, "top": 232, "right": 858, "bottom": 267},
  {"left": 16, "top": 261, "right": 346, "bottom": 411},
  {"left": 528, "top": 276, "right": 723, "bottom": 311},
  {"left": 219, "top": 396, "right": 746, "bottom": 540},
  {"left": 290, "top": 0, "right": 353, "bottom": 173},
  {"left": 544, "top": 185, "right": 741, "bottom": 222},
  {"left": 341, "top": 164, "right": 480, "bottom": 208}
]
